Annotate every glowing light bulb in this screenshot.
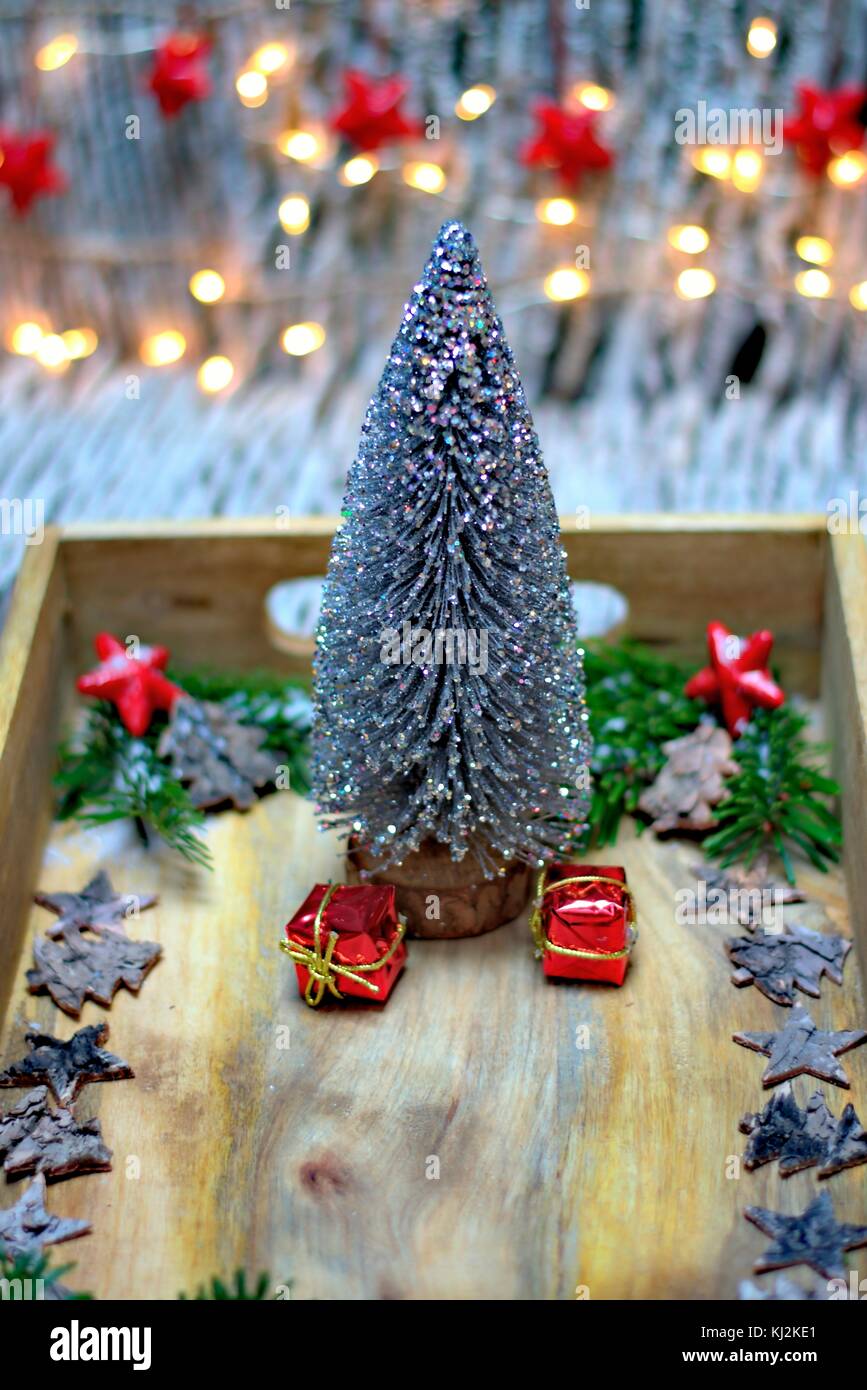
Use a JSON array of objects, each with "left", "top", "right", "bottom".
[
  {"left": 827, "top": 151, "right": 867, "bottom": 187},
  {"left": 35, "top": 333, "right": 70, "bottom": 369},
  {"left": 278, "top": 194, "right": 310, "bottom": 234},
  {"left": 8, "top": 321, "right": 45, "bottom": 355},
  {"left": 543, "top": 267, "right": 590, "bottom": 302},
  {"left": 251, "top": 42, "right": 291, "bottom": 75},
  {"left": 281, "top": 322, "right": 326, "bottom": 356},
  {"left": 277, "top": 129, "right": 322, "bottom": 163},
  {"left": 795, "top": 236, "right": 833, "bottom": 266},
  {"left": 849, "top": 281, "right": 867, "bottom": 311},
  {"left": 197, "top": 356, "right": 234, "bottom": 393},
  {"left": 35, "top": 34, "right": 78, "bottom": 71},
  {"left": 676, "top": 268, "right": 716, "bottom": 300},
  {"left": 189, "top": 269, "right": 226, "bottom": 303},
  {"left": 236, "top": 71, "right": 268, "bottom": 108},
  {"left": 339, "top": 154, "right": 378, "bottom": 186},
  {"left": 795, "top": 269, "right": 832, "bottom": 299},
  {"left": 402, "top": 161, "right": 447, "bottom": 194},
  {"left": 692, "top": 147, "right": 731, "bottom": 179},
  {"left": 536, "top": 197, "right": 577, "bottom": 226},
  {"left": 61, "top": 328, "right": 98, "bottom": 359},
  {"left": 574, "top": 83, "right": 614, "bottom": 112},
  {"left": 668, "top": 224, "right": 710, "bottom": 254},
  {"left": 455, "top": 84, "right": 496, "bottom": 120},
  {"left": 746, "top": 17, "right": 777, "bottom": 58},
  {"left": 140, "top": 330, "right": 186, "bottom": 367},
  {"left": 732, "top": 147, "right": 763, "bottom": 190}
]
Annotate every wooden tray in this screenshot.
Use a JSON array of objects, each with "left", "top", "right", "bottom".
[{"left": 1, "top": 515, "right": 866, "bottom": 1300}]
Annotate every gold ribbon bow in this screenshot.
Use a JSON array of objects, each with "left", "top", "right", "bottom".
[
  {"left": 529, "top": 871, "right": 638, "bottom": 962},
  {"left": 280, "top": 883, "right": 407, "bottom": 1007}
]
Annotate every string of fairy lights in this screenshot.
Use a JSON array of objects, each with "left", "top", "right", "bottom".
[{"left": 5, "top": 14, "right": 867, "bottom": 394}]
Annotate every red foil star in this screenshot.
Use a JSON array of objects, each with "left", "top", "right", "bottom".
[
  {"left": 685, "top": 622, "right": 785, "bottom": 738},
  {"left": 783, "top": 82, "right": 867, "bottom": 176},
  {"left": 77, "top": 633, "right": 183, "bottom": 736},
  {"left": 0, "top": 130, "right": 66, "bottom": 215},
  {"left": 330, "top": 70, "right": 422, "bottom": 152},
  {"left": 146, "top": 32, "right": 212, "bottom": 118},
  {"left": 520, "top": 101, "right": 614, "bottom": 187}
]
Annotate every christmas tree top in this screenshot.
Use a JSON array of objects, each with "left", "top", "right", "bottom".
[{"left": 311, "top": 220, "right": 591, "bottom": 871}]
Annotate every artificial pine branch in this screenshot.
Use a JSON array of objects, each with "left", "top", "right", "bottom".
[
  {"left": 55, "top": 704, "right": 211, "bottom": 868},
  {"left": 583, "top": 640, "right": 704, "bottom": 846},
  {"left": 0, "top": 1245, "right": 92, "bottom": 1299},
  {"left": 703, "top": 706, "right": 841, "bottom": 884},
  {"left": 0, "top": 1246, "right": 284, "bottom": 1301},
  {"left": 55, "top": 672, "right": 312, "bottom": 866},
  {"left": 178, "top": 1269, "right": 288, "bottom": 1300}
]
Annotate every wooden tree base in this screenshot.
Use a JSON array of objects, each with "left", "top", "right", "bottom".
[{"left": 346, "top": 838, "right": 532, "bottom": 939}]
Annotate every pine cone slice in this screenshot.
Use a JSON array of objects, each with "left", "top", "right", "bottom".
[
  {"left": 638, "top": 723, "right": 739, "bottom": 834},
  {"left": 157, "top": 695, "right": 276, "bottom": 810}
]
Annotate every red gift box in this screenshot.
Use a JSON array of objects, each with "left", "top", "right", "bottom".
[
  {"left": 280, "top": 883, "right": 407, "bottom": 1007},
  {"left": 530, "top": 863, "right": 636, "bottom": 985}
]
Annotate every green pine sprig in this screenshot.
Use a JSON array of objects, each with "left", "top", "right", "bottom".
[
  {"left": 55, "top": 704, "right": 212, "bottom": 868},
  {"left": 583, "top": 640, "right": 704, "bottom": 846},
  {"left": 702, "top": 705, "right": 841, "bottom": 884},
  {"left": 178, "top": 1269, "right": 288, "bottom": 1300},
  {"left": 55, "top": 669, "right": 312, "bottom": 867},
  {"left": 0, "top": 1247, "right": 285, "bottom": 1301},
  {"left": 0, "top": 1245, "right": 92, "bottom": 1300},
  {"left": 581, "top": 641, "right": 842, "bottom": 882}
]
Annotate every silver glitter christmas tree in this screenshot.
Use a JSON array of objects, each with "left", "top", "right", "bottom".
[{"left": 311, "top": 220, "right": 591, "bottom": 871}]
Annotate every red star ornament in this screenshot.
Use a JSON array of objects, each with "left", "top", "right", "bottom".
[
  {"left": 0, "top": 130, "right": 66, "bottom": 215},
  {"left": 146, "top": 32, "right": 212, "bottom": 118},
  {"left": 77, "top": 633, "right": 183, "bottom": 736},
  {"left": 685, "top": 621, "right": 785, "bottom": 738},
  {"left": 330, "top": 70, "right": 422, "bottom": 152},
  {"left": 783, "top": 82, "right": 867, "bottom": 176},
  {"left": 520, "top": 101, "right": 614, "bottom": 187}
]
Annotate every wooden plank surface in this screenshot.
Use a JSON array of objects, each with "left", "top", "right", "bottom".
[{"left": 1, "top": 794, "right": 864, "bottom": 1300}]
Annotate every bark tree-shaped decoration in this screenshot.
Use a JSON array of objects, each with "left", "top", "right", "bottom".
[
  {"left": 726, "top": 922, "right": 851, "bottom": 1005},
  {"left": 0, "top": 1087, "right": 112, "bottom": 1179},
  {"left": 27, "top": 925, "right": 162, "bottom": 1017},
  {"left": 638, "top": 723, "right": 738, "bottom": 834},
  {"left": 693, "top": 855, "right": 805, "bottom": 928},
  {"left": 158, "top": 695, "right": 276, "bottom": 810},
  {"left": 739, "top": 1083, "right": 867, "bottom": 1178}
]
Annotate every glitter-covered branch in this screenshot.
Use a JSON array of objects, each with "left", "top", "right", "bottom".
[{"left": 311, "top": 220, "right": 591, "bottom": 871}]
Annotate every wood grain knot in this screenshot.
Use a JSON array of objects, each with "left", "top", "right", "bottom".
[{"left": 299, "top": 1153, "right": 351, "bottom": 1197}]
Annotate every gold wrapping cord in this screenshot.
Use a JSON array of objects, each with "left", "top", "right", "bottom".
[
  {"left": 279, "top": 883, "right": 407, "bottom": 1007},
  {"left": 529, "top": 872, "right": 638, "bottom": 961}
]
